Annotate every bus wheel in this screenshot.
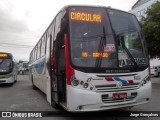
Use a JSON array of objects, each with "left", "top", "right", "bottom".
[
  {"left": 123, "top": 106, "right": 133, "bottom": 110},
  {"left": 158, "top": 73, "right": 160, "bottom": 77},
  {"left": 32, "top": 79, "right": 38, "bottom": 90},
  {"left": 51, "top": 100, "right": 60, "bottom": 109},
  {"left": 8, "top": 83, "right": 13, "bottom": 86}
]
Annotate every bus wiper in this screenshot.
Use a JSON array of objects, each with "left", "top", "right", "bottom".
[
  {"left": 95, "top": 26, "right": 106, "bottom": 68},
  {"left": 119, "top": 36, "right": 138, "bottom": 68},
  {"left": 0, "top": 60, "right": 4, "bottom": 64}
]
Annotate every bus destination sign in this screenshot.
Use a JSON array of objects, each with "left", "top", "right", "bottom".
[
  {"left": 70, "top": 12, "right": 102, "bottom": 22},
  {"left": 0, "top": 53, "right": 8, "bottom": 58}
]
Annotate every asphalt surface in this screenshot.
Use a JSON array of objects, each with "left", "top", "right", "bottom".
[{"left": 0, "top": 75, "right": 160, "bottom": 120}]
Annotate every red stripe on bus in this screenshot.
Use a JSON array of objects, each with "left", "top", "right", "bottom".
[
  {"left": 65, "top": 33, "right": 74, "bottom": 85},
  {"left": 128, "top": 80, "right": 134, "bottom": 84},
  {"left": 105, "top": 77, "right": 114, "bottom": 81}
]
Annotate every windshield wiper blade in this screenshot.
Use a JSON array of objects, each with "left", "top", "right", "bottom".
[
  {"left": 120, "top": 39, "right": 138, "bottom": 68},
  {"left": 0, "top": 59, "right": 4, "bottom": 64},
  {"left": 95, "top": 26, "right": 106, "bottom": 68}
]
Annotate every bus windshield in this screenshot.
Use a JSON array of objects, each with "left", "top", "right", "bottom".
[
  {"left": 0, "top": 59, "right": 11, "bottom": 72},
  {"left": 69, "top": 7, "right": 148, "bottom": 71}
]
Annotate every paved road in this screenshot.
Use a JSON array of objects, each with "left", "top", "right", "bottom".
[
  {"left": 0, "top": 75, "right": 54, "bottom": 111},
  {"left": 0, "top": 75, "right": 160, "bottom": 120},
  {"left": 132, "top": 77, "right": 160, "bottom": 111}
]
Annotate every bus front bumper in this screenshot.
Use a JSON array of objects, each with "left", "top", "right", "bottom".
[
  {"left": 67, "top": 82, "right": 152, "bottom": 112},
  {"left": 0, "top": 76, "right": 15, "bottom": 84}
]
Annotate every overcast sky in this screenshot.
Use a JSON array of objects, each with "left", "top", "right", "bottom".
[{"left": 0, "top": 0, "right": 138, "bottom": 61}]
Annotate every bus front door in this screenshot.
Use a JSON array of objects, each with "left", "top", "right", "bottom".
[{"left": 51, "top": 37, "right": 66, "bottom": 107}]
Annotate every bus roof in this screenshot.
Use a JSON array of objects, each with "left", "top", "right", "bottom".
[{"left": 30, "top": 5, "right": 136, "bottom": 54}]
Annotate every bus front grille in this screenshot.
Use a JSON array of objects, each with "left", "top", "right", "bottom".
[
  {"left": 0, "top": 80, "right": 6, "bottom": 83},
  {"left": 95, "top": 83, "right": 140, "bottom": 92},
  {"left": 102, "top": 92, "right": 137, "bottom": 103}
]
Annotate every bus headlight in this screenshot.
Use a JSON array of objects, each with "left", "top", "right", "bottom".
[
  {"left": 143, "top": 79, "right": 147, "bottom": 84},
  {"left": 72, "top": 79, "right": 79, "bottom": 86},
  {"left": 140, "top": 76, "right": 150, "bottom": 87},
  {"left": 70, "top": 75, "right": 94, "bottom": 91},
  {"left": 145, "top": 76, "right": 150, "bottom": 82},
  {"left": 71, "top": 76, "right": 79, "bottom": 86},
  {"left": 80, "top": 81, "right": 84, "bottom": 85},
  {"left": 83, "top": 83, "right": 89, "bottom": 88}
]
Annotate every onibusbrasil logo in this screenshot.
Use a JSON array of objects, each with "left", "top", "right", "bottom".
[{"left": 1, "top": 112, "right": 42, "bottom": 118}]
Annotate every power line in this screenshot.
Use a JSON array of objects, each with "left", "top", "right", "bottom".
[
  {"left": 0, "top": 45, "right": 33, "bottom": 49},
  {"left": 0, "top": 42, "right": 34, "bottom": 47},
  {"left": 0, "top": 37, "right": 38, "bottom": 42},
  {"left": 1, "top": 41, "right": 37, "bottom": 44}
]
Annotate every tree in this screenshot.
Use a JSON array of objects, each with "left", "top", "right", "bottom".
[{"left": 141, "top": 1, "right": 160, "bottom": 58}]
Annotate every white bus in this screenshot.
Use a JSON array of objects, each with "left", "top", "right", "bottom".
[
  {"left": 0, "top": 52, "right": 17, "bottom": 85},
  {"left": 29, "top": 6, "right": 151, "bottom": 112}
]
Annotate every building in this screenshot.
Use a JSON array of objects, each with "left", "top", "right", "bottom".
[
  {"left": 129, "top": 0, "right": 159, "bottom": 20},
  {"left": 130, "top": 0, "right": 160, "bottom": 67},
  {"left": 17, "top": 60, "right": 29, "bottom": 75}
]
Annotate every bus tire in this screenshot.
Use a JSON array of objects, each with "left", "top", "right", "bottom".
[
  {"left": 51, "top": 100, "right": 60, "bottom": 109},
  {"left": 32, "top": 79, "right": 38, "bottom": 90},
  {"left": 33, "top": 85, "right": 38, "bottom": 90},
  {"left": 8, "top": 83, "right": 13, "bottom": 86},
  {"left": 123, "top": 106, "right": 134, "bottom": 110},
  {"left": 158, "top": 73, "right": 160, "bottom": 77}
]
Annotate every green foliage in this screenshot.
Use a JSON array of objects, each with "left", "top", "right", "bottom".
[{"left": 141, "top": 1, "right": 160, "bottom": 58}]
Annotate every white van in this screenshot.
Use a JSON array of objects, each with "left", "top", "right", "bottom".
[{"left": 150, "top": 65, "right": 160, "bottom": 77}]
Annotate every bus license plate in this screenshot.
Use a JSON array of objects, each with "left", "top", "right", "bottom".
[{"left": 112, "top": 93, "right": 127, "bottom": 100}]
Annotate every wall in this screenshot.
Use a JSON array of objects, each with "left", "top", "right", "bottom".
[{"left": 129, "top": 0, "right": 159, "bottom": 20}]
